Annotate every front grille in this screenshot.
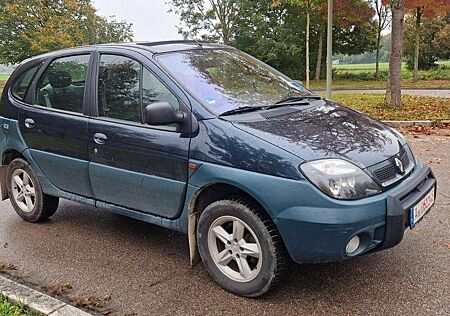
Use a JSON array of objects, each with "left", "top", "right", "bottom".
[
  {"left": 399, "top": 146, "right": 410, "bottom": 169},
  {"left": 370, "top": 145, "right": 414, "bottom": 187},
  {"left": 374, "top": 164, "right": 397, "bottom": 183}
]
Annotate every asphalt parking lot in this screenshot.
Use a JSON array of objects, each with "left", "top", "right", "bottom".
[{"left": 0, "top": 135, "right": 449, "bottom": 316}]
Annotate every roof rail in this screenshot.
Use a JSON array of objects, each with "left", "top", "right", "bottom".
[{"left": 136, "top": 40, "right": 208, "bottom": 47}]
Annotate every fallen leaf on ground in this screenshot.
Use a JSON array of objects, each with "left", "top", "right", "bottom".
[
  {"left": 43, "top": 281, "right": 74, "bottom": 296},
  {"left": 0, "top": 263, "right": 17, "bottom": 273},
  {"left": 71, "top": 293, "right": 112, "bottom": 311},
  {"left": 334, "top": 94, "right": 450, "bottom": 121},
  {"left": 11, "top": 271, "right": 28, "bottom": 282}
]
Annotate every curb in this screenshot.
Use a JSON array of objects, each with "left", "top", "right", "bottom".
[
  {"left": 0, "top": 275, "right": 91, "bottom": 315},
  {"left": 382, "top": 120, "right": 450, "bottom": 127}
]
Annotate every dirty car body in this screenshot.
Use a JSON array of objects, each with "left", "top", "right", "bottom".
[{"left": 0, "top": 41, "right": 437, "bottom": 297}]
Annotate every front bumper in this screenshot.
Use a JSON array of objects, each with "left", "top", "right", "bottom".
[
  {"left": 276, "top": 158, "right": 436, "bottom": 264},
  {"left": 379, "top": 163, "right": 436, "bottom": 250}
]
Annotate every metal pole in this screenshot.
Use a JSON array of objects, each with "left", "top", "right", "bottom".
[{"left": 326, "top": 0, "right": 333, "bottom": 99}]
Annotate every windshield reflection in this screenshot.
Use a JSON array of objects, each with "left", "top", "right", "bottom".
[{"left": 156, "top": 49, "right": 314, "bottom": 114}]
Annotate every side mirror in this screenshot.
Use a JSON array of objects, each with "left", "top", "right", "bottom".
[{"left": 144, "top": 102, "right": 186, "bottom": 126}]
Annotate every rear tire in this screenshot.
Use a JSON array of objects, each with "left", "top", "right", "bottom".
[
  {"left": 6, "top": 158, "right": 59, "bottom": 223},
  {"left": 197, "top": 198, "right": 287, "bottom": 297}
]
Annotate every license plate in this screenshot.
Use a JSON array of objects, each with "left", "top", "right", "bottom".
[{"left": 410, "top": 187, "right": 435, "bottom": 228}]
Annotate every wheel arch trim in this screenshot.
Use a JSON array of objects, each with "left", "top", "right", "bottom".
[{"left": 185, "top": 160, "right": 294, "bottom": 266}]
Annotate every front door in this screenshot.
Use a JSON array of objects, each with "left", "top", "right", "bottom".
[
  {"left": 18, "top": 53, "right": 93, "bottom": 197},
  {"left": 88, "top": 52, "right": 190, "bottom": 218}
]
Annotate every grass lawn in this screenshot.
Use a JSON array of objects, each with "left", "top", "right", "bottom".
[
  {"left": 0, "top": 295, "right": 40, "bottom": 316},
  {"left": 331, "top": 61, "right": 450, "bottom": 83},
  {"left": 3, "top": 76, "right": 448, "bottom": 94},
  {"left": 0, "top": 74, "right": 448, "bottom": 122},
  {"left": 0, "top": 73, "right": 10, "bottom": 81},
  {"left": 334, "top": 62, "right": 399, "bottom": 72},
  {"left": 309, "top": 79, "right": 450, "bottom": 90},
  {"left": 333, "top": 61, "right": 450, "bottom": 73},
  {"left": 2, "top": 68, "right": 450, "bottom": 92},
  {"left": 0, "top": 73, "right": 9, "bottom": 91},
  {"left": 311, "top": 61, "right": 450, "bottom": 89},
  {"left": 332, "top": 94, "right": 450, "bottom": 121}
]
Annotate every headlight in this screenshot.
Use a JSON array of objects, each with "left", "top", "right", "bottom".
[{"left": 300, "top": 159, "right": 381, "bottom": 200}]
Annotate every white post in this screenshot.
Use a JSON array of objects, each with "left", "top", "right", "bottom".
[{"left": 326, "top": 0, "right": 333, "bottom": 99}]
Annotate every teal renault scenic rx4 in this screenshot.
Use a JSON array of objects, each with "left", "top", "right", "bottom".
[{"left": 0, "top": 41, "right": 436, "bottom": 297}]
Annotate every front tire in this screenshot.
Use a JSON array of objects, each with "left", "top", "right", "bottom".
[
  {"left": 197, "top": 199, "right": 287, "bottom": 297},
  {"left": 6, "top": 158, "right": 59, "bottom": 223}
]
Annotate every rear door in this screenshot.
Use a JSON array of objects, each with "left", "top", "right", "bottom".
[
  {"left": 18, "top": 53, "right": 94, "bottom": 197},
  {"left": 87, "top": 49, "right": 190, "bottom": 218}
]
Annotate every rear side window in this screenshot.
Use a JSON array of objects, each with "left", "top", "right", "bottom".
[
  {"left": 11, "top": 64, "right": 41, "bottom": 101},
  {"left": 35, "top": 55, "right": 90, "bottom": 113}
]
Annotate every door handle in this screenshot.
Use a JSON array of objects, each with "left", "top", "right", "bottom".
[
  {"left": 93, "top": 133, "right": 108, "bottom": 144},
  {"left": 24, "top": 118, "right": 35, "bottom": 129}
]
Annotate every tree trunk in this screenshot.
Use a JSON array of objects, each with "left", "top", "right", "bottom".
[
  {"left": 305, "top": 9, "right": 310, "bottom": 89},
  {"left": 413, "top": 8, "right": 421, "bottom": 82},
  {"left": 375, "top": 27, "right": 381, "bottom": 79},
  {"left": 222, "top": 26, "right": 230, "bottom": 45},
  {"left": 315, "top": 26, "right": 324, "bottom": 81},
  {"left": 385, "top": 0, "right": 405, "bottom": 107}
]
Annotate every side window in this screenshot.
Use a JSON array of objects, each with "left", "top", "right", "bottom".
[
  {"left": 11, "top": 64, "right": 41, "bottom": 101},
  {"left": 35, "top": 55, "right": 90, "bottom": 113},
  {"left": 98, "top": 55, "right": 141, "bottom": 123},
  {"left": 142, "top": 68, "right": 179, "bottom": 114}
]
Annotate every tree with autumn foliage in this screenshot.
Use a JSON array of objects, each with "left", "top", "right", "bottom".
[
  {"left": 170, "top": 0, "right": 378, "bottom": 80},
  {"left": 167, "top": 0, "right": 240, "bottom": 44},
  {"left": 273, "top": 0, "right": 325, "bottom": 89},
  {"left": 404, "top": 16, "right": 449, "bottom": 71},
  {"left": 273, "top": 0, "right": 375, "bottom": 86},
  {"left": 0, "top": 0, "right": 133, "bottom": 65},
  {"left": 315, "top": 0, "right": 376, "bottom": 80},
  {"left": 405, "top": 0, "right": 450, "bottom": 81},
  {"left": 435, "top": 14, "right": 450, "bottom": 59}
]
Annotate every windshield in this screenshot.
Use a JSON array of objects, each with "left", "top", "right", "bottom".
[{"left": 156, "top": 49, "right": 314, "bottom": 115}]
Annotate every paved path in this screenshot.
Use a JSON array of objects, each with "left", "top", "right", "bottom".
[
  {"left": 315, "top": 89, "right": 450, "bottom": 98},
  {"left": 0, "top": 135, "right": 449, "bottom": 315}
]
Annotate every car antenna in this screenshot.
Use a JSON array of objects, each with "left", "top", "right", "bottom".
[{"left": 186, "top": 36, "right": 203, "bottom": 48}]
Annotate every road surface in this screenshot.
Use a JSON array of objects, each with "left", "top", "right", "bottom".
[{"left": 0, "top": 135, "right": 449, "bottom": 315}]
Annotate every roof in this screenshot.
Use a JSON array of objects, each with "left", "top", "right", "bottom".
[
  {"left": 17, "top": 41, "right": 230, "bottom": 67},
  {"left": 98, "top": 40, "right": 228, "bottom": 54}
]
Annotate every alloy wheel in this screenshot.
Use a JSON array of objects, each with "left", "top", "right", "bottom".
[
  {"left": 207, "top": 215, "right": 262, "bottom": 282},
  {"left": 11, "top": 169, "right": 36, "bottom": 213}
]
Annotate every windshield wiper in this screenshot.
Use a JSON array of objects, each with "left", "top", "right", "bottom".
[
  {"left": 219, "top": 106, "right": 265, "bottom": 117},
  {"left": 219, "top": 95, "right": 322, "bottom": 116},
  {"left": 275, "top": 95, "right": 322, "bottom": 106}
]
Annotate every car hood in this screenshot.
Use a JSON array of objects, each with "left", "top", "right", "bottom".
[{"left": 233, "top": 100, "right": 403, "bottom": 168}]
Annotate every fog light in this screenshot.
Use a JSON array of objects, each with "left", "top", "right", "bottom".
[{"left": 346, "top": 235, "right": 360, "bottom": 254}]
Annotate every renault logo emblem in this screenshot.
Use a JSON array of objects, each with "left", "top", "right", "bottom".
[{"left": 394, "top": 157, "right": 405, "bottom": 175}]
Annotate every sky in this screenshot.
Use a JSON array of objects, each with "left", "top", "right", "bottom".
[{"left": 92, "top": 0, "right": 183, "bottom": 41}]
